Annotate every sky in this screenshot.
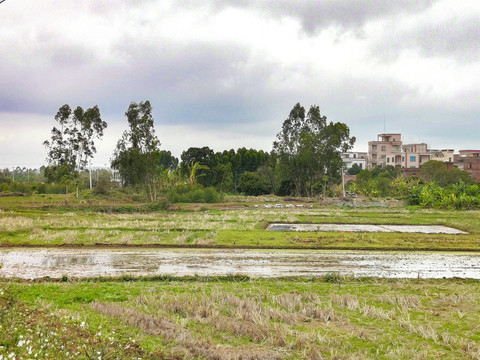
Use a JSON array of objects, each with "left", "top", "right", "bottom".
[{"left": 1, "top": 0, "right": 479, "bottom": 169}]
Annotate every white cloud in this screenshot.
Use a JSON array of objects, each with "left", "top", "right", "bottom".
[{"left": 0, "top": 0, "right": 479, "bottom": 167}]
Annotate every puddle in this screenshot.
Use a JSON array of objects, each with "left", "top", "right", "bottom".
[
  {"left": 0, "top": 248, "right": 479, "bottom": 279},
  {"left": 267, "top": 223, "right": 468, "bottom": 234}
]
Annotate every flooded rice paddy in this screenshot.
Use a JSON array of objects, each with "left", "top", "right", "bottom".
[
  {"left": 0, "top": 248, "right": 479, "bottom": 279},
  {"left": 267, "top": 223, "right": 468, "bottom": 234}
]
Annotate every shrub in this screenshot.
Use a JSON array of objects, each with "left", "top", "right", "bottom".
[
  {"left": 94, "top": 178, "right": 113, "bottom": 195},
  {"left": 167, "top": 185, "right": 222, "bottom": 203},
  {"left": 147, "top": 200, "right": 170, "bottom": 211},
  {"left": 238, "top": 172, "right": 272, "bottom": 196},
  {"left": 406, "top": 181, "right": 480, "bottom": 209}
]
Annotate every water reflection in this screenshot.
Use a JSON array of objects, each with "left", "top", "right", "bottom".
[{"left": 0, "top": 248, "right": 479, "bottom": 279}]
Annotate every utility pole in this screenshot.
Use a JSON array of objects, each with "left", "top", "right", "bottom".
[
  {"left": 341, "top": 165, "right": 346, "bottom": 198},
  {"left": 89, "top": 160, "right": 93, "bottom": 190}
]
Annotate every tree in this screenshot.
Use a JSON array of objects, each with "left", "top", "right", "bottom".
[
  {"left": 353, "top": 170, "right": 373, "bottom": 196},
  {"left": 0, "top": 168, "right": 11, "bottom": 183},
  {"left": 237, "top": 172, "right": 272, "bottom": 196},
  {"left": 43, "top": 104, "right": 107, "bottom": 194},
  {"left": 347, "top": 163, "right": 362, "bottom": 175},
  {"left": 180, "top": 147, "right": 216, "bottom": 187},
  {"left": 371, "top": 165, "right": 400, "bottom": 179},
  {"left": 159, "top": 150, "right": 179, "bottom": 171},
  {"left": 421, "top": 161, "right": 448, "bottom": 183},
  {"left": 211, "top": 162, "right": 233, "bottom": 193},
  {"left": 273, "top": 103, "right": 355, "bottom": 197},
  {"left": 421, "top": 160, "right": 473, "bottom": 186},
  {"left": 111, "top": 101, "right": 163, "bottom": 201}
]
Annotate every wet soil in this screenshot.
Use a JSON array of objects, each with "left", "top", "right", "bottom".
[
  {"left": 1, "top": 248, "right": 479, "bottom": 280},
  {"left": 267, "top": 223, "right": 468, "bottom": 234}
]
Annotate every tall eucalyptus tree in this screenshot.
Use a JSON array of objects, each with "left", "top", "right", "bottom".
[
  {"left": 43, "top": 104, "right": 107, "bottom": 191},
  {"left": 273, "top": 103, "right": 355, "bottom": 197}
]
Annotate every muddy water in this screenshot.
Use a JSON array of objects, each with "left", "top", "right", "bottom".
[
  {"left": 0, "top": 248, "right": 479, "bottom": 279},
  {"left": 267, "top": 223, "right": 468, "bottom": 234}
]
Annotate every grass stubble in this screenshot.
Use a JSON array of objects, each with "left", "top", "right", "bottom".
[
  {"left": 1, "top": 277, "right": 479, "bottom": 359},
  {"left": 1, "top": 205, "right": 480, "bottom": 250}
]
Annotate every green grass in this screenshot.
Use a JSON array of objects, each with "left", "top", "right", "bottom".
[
  {"left": 1, "top": 276, "right": 479, "bottom": 359},
  {"left": 1, "top": 196, "right": 480, "bottom": 250}
]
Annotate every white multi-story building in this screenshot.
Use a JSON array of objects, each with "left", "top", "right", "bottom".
[{"left": 342, "top": 152, "right": 367, "bottom": 171}]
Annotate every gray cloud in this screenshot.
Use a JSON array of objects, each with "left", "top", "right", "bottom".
[
  {"left": 184, "top": 0, "right": 439, "bottom": 34},
  {"left": 1, "top": 0, "right": 479, "bottom": 167},
  {"left": 373, "top": 14, "right": 480, "bottom": 62}
]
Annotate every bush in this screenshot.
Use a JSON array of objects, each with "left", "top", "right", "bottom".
[
  {"left": 0, "top": 182, "right": 68, "bottom": 195},
  {"left": 167, "top": 185, "right": 222, "bottom": 203},
  {"left": 406, "top": 181, "right": 480, "bottom": 209},
  {"left": 147, "top": 200, "right": 170, "bottom": 211},
  {"left": 93, "top": 178, "right": 113, "bottom": 195},
  {"left": 237, "top": 172, "right": 272, "bottom": 196}
]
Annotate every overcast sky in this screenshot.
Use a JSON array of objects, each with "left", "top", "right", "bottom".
[{"left": 1, "top": 0, "right": 479, "bottom": 168}]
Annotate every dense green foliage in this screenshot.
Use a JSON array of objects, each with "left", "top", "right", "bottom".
[
  {"left": 0, "top": 181, "right": 69, "bottom": 194},
  {"left": 43, "top": 104, "right": 107, "bottom": 183},
  {"left": 237, "top": 171, "right": 272, "bottom": 196},
  {"left": 408, "top": 181, "right": 480, "bottom": 209},
  {"left": 0, "top": 169, "right": 115, "bottom": 195},
  {"left": 2, "top": 101, "right": 477, "bottom": 209},
  {"left": 166, "top": 185, "right": 223, "bottom": 203},
  {"left": 111, "top": 101, "right": 168, "bottom": 201},
  {"left": 347, "top": 162, "right": 480, "bottom": 209},
  {"left": 180, "top": 146, "right": 271, "bottom": 192},
  {"left": 346, "top": 163, "right": 362, "bottom": 175},
  {"left": 273, "top": 103, "right": 355, "bottom": 197},
  {"left": 420, "top": 160, "right": 474, "bottom": 186}
]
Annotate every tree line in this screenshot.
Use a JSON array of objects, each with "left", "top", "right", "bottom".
[
  {"left": 4, "top": 99, "right": 477, "bottom": 207},
  {"left": 28, "top": 100, "right": 354, "bottom": 199}
]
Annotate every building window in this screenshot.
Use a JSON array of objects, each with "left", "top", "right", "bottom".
[
  {"left": 372, "top": 145, "right": 377, "bottom": 151},
  {"left": 381, "top": 155, "right": 386, "bottom": 159},
  {"left": 387, "top": 158, "right": 390, "bottom": 163},
  {"left": 402, "top": 156, "right": 405, "bottom": 161},
  {"left": 359, "top": 164, "right": 362, "bottom": 169},
  {"left": 468, "top": 163, "right": 473, "bottom": 169},
  {"left": 410, "top": 166, "right": 415, "bottom": 168},
  {"left": 381, "top": 146, "right": 386, "bottom": 151},
  {"left": 410, "top": 156, "right": 416, "bottom": 162},
  {"left": 353, "top": 154, "right": 356, "bottom": 158}
]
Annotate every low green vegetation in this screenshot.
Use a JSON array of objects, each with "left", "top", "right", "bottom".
[
  {"left": 166, "top": 185, "right": 223, "bottom": 204},
  {"left": 1, "top": 195, "right": 480, "bottom": 250},
  {"left": 408, "top": 182, "right": 480, "bottom": 209},
  {"left": 1, "top": 276, "right": 479, "bottom": 359},
  {"left": 347, "top": 164, "right": 480, "bottom": 210}
]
